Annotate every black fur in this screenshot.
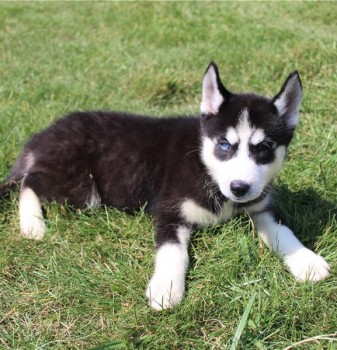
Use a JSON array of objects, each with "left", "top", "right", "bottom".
[
  {"left": 9, "top": 111, "right": 225, "bottom": 245},
  {"left": 5, "top": 63, "right": 331, "bottom": 310},
  {"left": 4, "top": 63, "right": 300, "bottom": 250},
  {"left": 11, "top": 112, "right": 201, "bottom": 209}
]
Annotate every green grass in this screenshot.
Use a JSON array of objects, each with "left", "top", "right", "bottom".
[{"left": 0, "top": 2, "right": 337, "bottom": 349}]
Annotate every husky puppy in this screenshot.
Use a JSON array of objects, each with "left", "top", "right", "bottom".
[{"left": 2, "top": 62, "right": 330, "bottom": 310}]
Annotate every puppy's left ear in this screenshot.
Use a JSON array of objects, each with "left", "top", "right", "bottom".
[
  {"left": 200, "top": 62, "right": 231, "bottom": 116},
  {"left": 272, "top": 71, "right": 303, "bottom": 128}
]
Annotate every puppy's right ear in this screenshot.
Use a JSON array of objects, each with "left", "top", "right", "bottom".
[
  {"left": 200, "top": 62, "right": 230, "bottom": 116},
  {"left": 272, "top": 71, "right": 303, "bottom": 129}
]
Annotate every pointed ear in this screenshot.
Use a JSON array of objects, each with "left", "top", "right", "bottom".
[
  {"left": 272, "top": 71, "right": 303, "bottom": 128},
  {"left": 200, "top": 62, "right": 230, "bottom": 115}
]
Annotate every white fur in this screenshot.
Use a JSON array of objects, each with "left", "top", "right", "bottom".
[
  {"left": 201, "top": 131, "right": 286, "bottom": 203},
  {"left": 200, "top": 65, "right": 224, "bottom": 115},
  {"left": 225, "top": 127, "right": 239, "bottom": 145},
  {"left": 19, "top": 187, "right": 46, "bottom": 240},
  {"left": 225, "top": 112, "right": 265, "bottom": 147},
  {"left": 250, "top": 128, "right": 265, "bottom": 145},
  {"left": 201, "top": 110, "right": 286, "bottom": 202},
  {"left": 273, "top": 74, "right": 302, "bottom": 128},
  {"left": 181, "top": 198, "right": 233, "bottom": 226},
  {"left": 87, "top": 190, "right": 101, "bottom": 208},
  {"left": 146, "top": 226, "right": 191, "bottom": 310},
  {"left": 274, "top": 95, "right": 287, "bottom": 118},
  {"left": 24, "top": 152, "right": 35, "bottom": 172},
  {"left": 236, "top": 109, "right": 252, "bottom": 144},
  {"left": 253, "top": 211, "right": 330, "bottom": 281},
  {"left": 86, "top": 176, "right": 101, "bottom": 208}
]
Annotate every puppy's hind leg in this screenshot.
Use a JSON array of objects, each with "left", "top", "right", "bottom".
[{"left": 19, "top": 177, "right": 46, "bottom": 240}]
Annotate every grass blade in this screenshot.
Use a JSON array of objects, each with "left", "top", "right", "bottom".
[
  {"left": 230, "top": 292, "right": 256, "bottom": 350},
  {"left": 88, "top": 340, "right": 126, "bottom": 350}
]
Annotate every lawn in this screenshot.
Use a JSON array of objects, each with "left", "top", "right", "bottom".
[{"left": 0, "top": 2, "right": 336, "bottom": 349}]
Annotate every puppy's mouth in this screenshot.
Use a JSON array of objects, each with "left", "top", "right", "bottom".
[{"left": 229, "top": 193, "right": 260, "bottom": 203}]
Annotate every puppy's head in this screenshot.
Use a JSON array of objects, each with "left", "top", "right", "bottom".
[{"left": 200, "top": 62, "right": 302, "bottom": 203}]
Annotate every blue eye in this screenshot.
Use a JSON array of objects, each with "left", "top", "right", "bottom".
[{"left": 219, "top": 140, "right": 231, "bottom": 151}]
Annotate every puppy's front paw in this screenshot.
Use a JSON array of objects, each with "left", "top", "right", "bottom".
[
  {"left": 285, "top": 248, "right": 330, "bottom": 282},
  {"left": 146, "top": 274, "right": 185, "bottom": 311}
]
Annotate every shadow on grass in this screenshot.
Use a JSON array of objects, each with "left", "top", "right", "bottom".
[
  {"left": 274, "top": 184, "right": 337, "bottom": 249},
  {"left": 187, "top": 184, "right": 336, "bottom": 276}
]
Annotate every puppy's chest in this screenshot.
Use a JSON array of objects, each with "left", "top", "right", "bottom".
[{"left": 180, "top": 198, "right": 234, "bottom": 226}]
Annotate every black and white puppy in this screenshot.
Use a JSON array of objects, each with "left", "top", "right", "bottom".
[{"left": 4, "top": 62, "right": 330, "bottom": 310}]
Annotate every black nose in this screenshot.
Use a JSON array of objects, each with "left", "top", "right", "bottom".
[{"left": 230, "top": 180, "right": 250, "bottom": 197}]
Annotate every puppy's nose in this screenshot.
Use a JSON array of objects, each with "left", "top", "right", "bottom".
[{"left": 230, "top": 180, "right": 250, "bottom": 197}]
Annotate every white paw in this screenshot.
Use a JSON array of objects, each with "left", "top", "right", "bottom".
[
  {"left": 19, "top": 187, "right": 45, "bottom": 240},
  {"left": 285, "top": 248, "right": 330, "bottom": 282},
  {"left": 146, "top": 274, "right": 185, "bottom": 311},
  {"left": 20, "top": 216, "right": 46, "bottom": 240}
]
